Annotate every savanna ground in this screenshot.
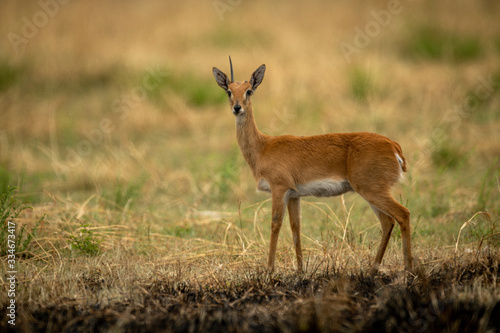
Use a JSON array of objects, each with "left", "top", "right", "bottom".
[{"left": 1, "top": 0, "right": 500, "bottom": 332}]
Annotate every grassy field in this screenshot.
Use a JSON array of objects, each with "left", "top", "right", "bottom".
[{"left": 1, "top": 0, "right": 500, "bottom": 331}]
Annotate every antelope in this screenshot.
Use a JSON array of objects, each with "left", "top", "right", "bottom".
[{"left": 212, "top": 58, "right": 413, "bottom": 274}]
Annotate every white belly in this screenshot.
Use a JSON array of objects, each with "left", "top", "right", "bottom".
[
  {"left": 257, "top": 178, "right": 353, "bottom": 198},
  {"left": 291, "top": 179, "right": 353, "bottom": 198}
]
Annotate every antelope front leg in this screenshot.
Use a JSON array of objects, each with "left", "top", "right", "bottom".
[
  {"left": 288, "top": 197, "right": 303, "bottom": 272},
  {"left": 268, "top": 187, "right": 288, "bottom": 272}
]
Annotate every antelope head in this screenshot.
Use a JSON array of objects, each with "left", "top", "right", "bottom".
[{"left": 213, "top": 57, "right": 266, "bottom": 116}]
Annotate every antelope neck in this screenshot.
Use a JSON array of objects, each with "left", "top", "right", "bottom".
[{"left": 235, "top": 105, "right": 265, "bottom": 174}]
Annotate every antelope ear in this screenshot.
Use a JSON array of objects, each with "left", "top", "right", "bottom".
[
  {"left": 213, "top": 67, "right": 230, "bottom": 91},
  {"left": 250, "top": 64, "right": 266, "bottom": 91}
]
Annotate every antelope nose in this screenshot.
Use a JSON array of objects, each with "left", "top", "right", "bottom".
[{"left": 233, "top": 104, "right": 241, "bottom": 115}]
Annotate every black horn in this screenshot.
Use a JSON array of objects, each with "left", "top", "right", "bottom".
[{"left": 229, "top": 56, "right": 234, "bottom": 82}]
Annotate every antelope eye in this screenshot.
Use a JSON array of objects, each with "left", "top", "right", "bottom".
[
  {"left": 226, "top": 90, "right": 232, "bottom": 97},
  {"left": 246, "top": 90, "right": 253, "bottom": 97}
]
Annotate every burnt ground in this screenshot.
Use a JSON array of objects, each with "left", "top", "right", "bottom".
[{"left": 3, "top": 259, "right": 500, "bottom": 333}]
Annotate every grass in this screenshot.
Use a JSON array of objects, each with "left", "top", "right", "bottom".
[
  {"left": 0, "top": 0, "right": 499, "bottom": 331},
  {"left": 430, "top": 140, "right": 466, "bottom": 170},
  {"left": 102, "top": 177, "right": 147, "bottom": 210},
  {"left": 0, "top": 187, "right": 44, "bottom": 257},
  {"left": 0, "top": 59, "right": 21, "bottom": 91},
  {"left": 149, "top": 68, "right": 227, "bottom": 107},
  {"left": 1, "top": 234, "right": 499, "bottom": 331},
  {"left": 403, "top": 24, "right": 483, "bottom": 62},
  {"left": 348, "top": 66, "right": 374, "bottom": 103},
  {"left": 207, "top": 26, "right": 273, "bottom": 50},
  {"left": 67, "top": 223, "right": 103, "bottom": 256},
  {"left": 0, "top": 165, "right": 11, "bottom": 196}
]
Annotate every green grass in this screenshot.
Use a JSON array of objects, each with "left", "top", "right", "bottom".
[
  {"left": 101, "top": 176, "right": 147, "bottom": 210},
  {"left": 0, "top": 58, "right": 21, "bottom": 91},
  {"left": 0, "top": 187, "right": 44, "bottom": 257},
  {"left": 403, "top": 25, "right": 482, "bottom": 62},
  {"left": 431, "top": 141, "right": 467, "bottom": 170},
  {"left": 0, "top": 165, "right": 12, "bottom": 197},
  {"left": 148, "top": 68, "right": 226, "bottom": 107},
  {"left": 68, "top": 223, "right": 103, "bottom": 256},
  {"left": 477, "top": 160, "right": 500, "bottom": 212},
  {"left": 465, "top": 71, "right": 500, "bottom": 124},
  {"left": 348, "top": 67, "right": 374, "bottom": 103}
]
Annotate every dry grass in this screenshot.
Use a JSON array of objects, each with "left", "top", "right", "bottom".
[{"left": 1, "top": 0, "right": 500, "bottom": 331}]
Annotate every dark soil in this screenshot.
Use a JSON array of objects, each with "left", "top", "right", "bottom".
[{"left": 3, "top": 260, "right": 500, "bottom": 332}]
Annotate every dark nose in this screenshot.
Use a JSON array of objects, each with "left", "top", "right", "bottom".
[{"left": 233, "top": 104, "right": 241, "bottom": 115}]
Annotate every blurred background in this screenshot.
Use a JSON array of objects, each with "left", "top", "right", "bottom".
[{"left": 0, "top": 0, "right": 499, "bottom": 254}]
